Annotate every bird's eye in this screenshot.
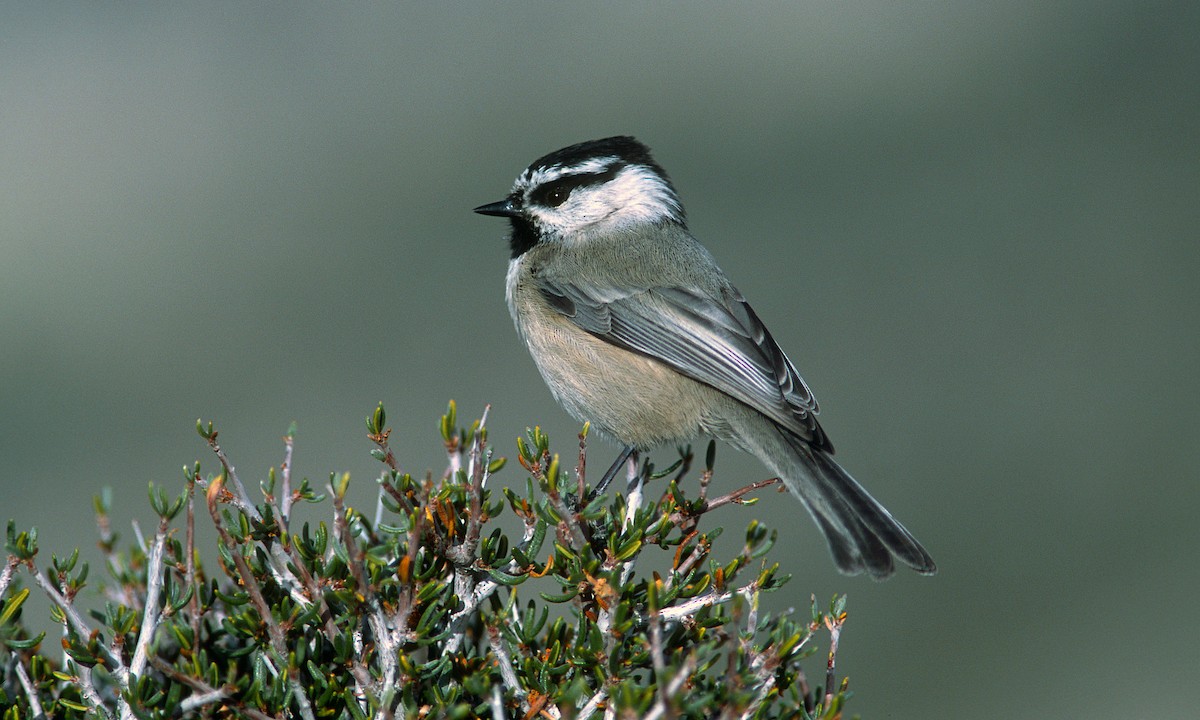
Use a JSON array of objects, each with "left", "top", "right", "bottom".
[{"left": 530, "top": 181, "right": 572, "bottom": 209}]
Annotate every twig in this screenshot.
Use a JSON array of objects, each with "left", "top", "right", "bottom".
[
  {"left": 377, "top": 469, "right": 418, "bottom": 517},
  {"left": 736, "top": 588, "right": 775, "bottom": 720},
  {"left": 443, "top": 513, "right": 540, "bottom": 655},
  {"left": 796, "top": 667, "right": 815, "bottom": 716},
  {"left": 285, "top": 533, "right": 373, "bottom": 698},
  {"left": 387, "top": 475, "right": 428, "bottom": 648},
  {"left": 281, "top": 431, "right": 295, "bottom": 526},
  {"left": 151, "top": 656, "right": 278, "bottom": 720},
  {"left": 329, "top": 481, "right": 371, "bottom": 594},
  {"left": 330, "top": 477, "right": 399, "bottom": 699},
  {"left": 0, "top": 555, "right": 18, "bottom": 600},
  {"left": 204, "top": 448, "right": 322, "bottom": 695},
  {"left": 14, "top": 661, "right": 45, "bottom": 718},
  {"left": 127, "top": 516, "right": 169, "bottom": 683},
  {"left": 487, "top": 623, "right": 527, "bottom": 710},
  {"left": 698, "top": 478, "right": 781, "bottom": 514},
  {"left": 668, "top": 531, "right": 709, "bottom": 589},
  {"left": 696, "top": 456, "right": 713, "bottom": 502},
  {"left": 374, "top": 484, "right": 386, "bottom": 530},
  {"left": 196, "top": 444, "right": 309, "bottom": 607},
  {"left": 94, "top": 496, "right": 134, "bottom": 607},
  {"left": 206, "top": 477, "right": 317, "bottom": 720},
  {"left": 490, "top": 684, "right": 507, "bottom": 720},
  {"left": 647, "top": 611, "right": 673, "bottom": 719},
  {"left": 447, "top": 408, "right": 490, "bottom": 565},
  {"left": 132, "top": 519, "right": 147, "bottom": 555},
  {"left": 75, "top": 665, "right": 114, "bottom": 720},
  {"left": 180, "top": 687, "right": 230, "bottom": 713},
  {"left": 824, "top": 612, "right": 844, "bottom": 708},
  {"left": 739, "top": 666, "right": 777, "bottom": 720},
  {"left": 744, "top": 585, "right": 759, "bottom": 639},
  {"left": 184, "top": 473, "right": 201, "bottom": 650},
  {"left": 597, "top": 465, "right": 644, "bottom": 656},
  {"left": 658, "top": 582, "right": 758, "bottom": 623},
  {"left": 642, "top": 655, "right": 694, "bottom": 720},
  {"left": 576, "top": 428, "right": 588, "bottom": 500},
  {"left": 545, "top": 475, "right": 591, "bottom": 553},
  {"left": 576, "top": 687, "right": 609, "bottom": 720},
  {"left": 28, "top": 565, "right": 124, "bottom": 674},
  {"left": 369, "top": 424, "right": 401, "bottom": 473},
  {"left": 443, "top": 413, "right": 493, "bottom": 658},
  {"left": 199, "top": 438, "right": 310, "bottom": 608},
  {"left": 203, "top": 433, "right": 258, "bottom": 520}
]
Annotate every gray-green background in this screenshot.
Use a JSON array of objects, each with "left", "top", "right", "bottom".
[{"left": 3, "top": 3, "right": 1197, "bottom": 717}]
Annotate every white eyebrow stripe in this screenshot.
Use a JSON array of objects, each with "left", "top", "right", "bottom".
[{"left": 517, "top": 156, "right": 622, "bottom": 190}]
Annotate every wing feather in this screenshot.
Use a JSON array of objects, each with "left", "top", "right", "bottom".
[{"left": 539, "top": 279, "right": 832, "bottom": 451}]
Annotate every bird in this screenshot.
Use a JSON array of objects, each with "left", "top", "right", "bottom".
[{"left": 474, "top": 136, "right": 935, "bottom": 579}]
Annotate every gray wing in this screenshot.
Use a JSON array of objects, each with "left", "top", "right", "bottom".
[{"left": 538, "top": 279, "right": 833, "bottom": 451}]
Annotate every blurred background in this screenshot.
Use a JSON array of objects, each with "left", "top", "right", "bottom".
[{"left": 2, "top": 3, "right": 1197, "bottom": 717}]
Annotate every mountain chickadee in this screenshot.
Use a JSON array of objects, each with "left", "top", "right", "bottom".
[{"left": 475, "top": 136, "right": 935, "bottom": 578}]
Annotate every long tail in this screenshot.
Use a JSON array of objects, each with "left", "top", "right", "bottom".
[{"left": 743, "top": 420, "right": 937, "bottom": 578}]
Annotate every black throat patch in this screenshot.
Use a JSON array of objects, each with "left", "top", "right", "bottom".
[{"left": 508, "top": 216, "right": 540, "bottom": 258}]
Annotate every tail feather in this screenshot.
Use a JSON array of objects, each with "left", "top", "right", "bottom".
[
  {"left": 717, "top": 407, "right": 936, "bottom": 578},
  {"left": 805, "top": 445, "right": 937, "bottom": 576},
  {"left": 772, "top": 430, "right": 937, "bottom": 579},
  {"left": 809, "top": 506, "right": 893, "bottom": 577}
]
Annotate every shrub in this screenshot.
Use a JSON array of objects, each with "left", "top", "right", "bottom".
[{"left": 0, "top": 402, "right": 851, "bottom": 719}]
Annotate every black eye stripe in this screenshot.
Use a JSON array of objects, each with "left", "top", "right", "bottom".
[{"left": 529, "top": 163, "right": 625, "bottom": 208}]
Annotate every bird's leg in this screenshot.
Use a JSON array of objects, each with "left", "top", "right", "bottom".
[{"left": 593, "top": 445, "right": 636, "bottom": 497}]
